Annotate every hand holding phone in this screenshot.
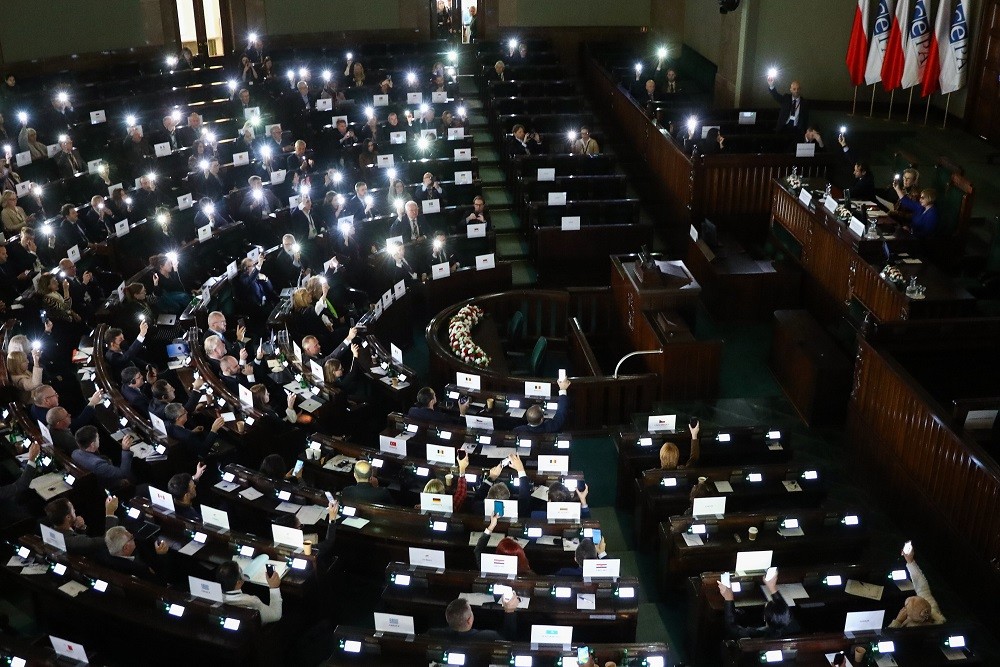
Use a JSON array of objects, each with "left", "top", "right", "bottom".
[
  {"left": 493, "top": 500, "right": 504, "bottom": 517},
  {"left": 765, "top": 566, "right": 778, "bottom": 582},
  {"left": 721, "top": 571, "right": 731, "bottom": 588},
  {"left": 902, "top": 540, "right": 913, "bottom": 555}
]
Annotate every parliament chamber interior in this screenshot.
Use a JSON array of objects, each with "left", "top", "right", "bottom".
[{"left": 2, "top": 0, "right": 1000, "bottom": 665}]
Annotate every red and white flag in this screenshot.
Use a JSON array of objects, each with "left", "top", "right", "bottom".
[
  {"left": 881, "top": 0, "right": 910, "bottom": 90},
  {"left": 920, "top": 0, "right": 951, "bottom": 96},
  {"left": 865, "top": 0, "right": 895, "bottom": 85},
  {"left": 939, "top": 0, "right": 971, "bottom": 94},
  {"left": 901, "top": 0, "right": 932, "bottom": 89},
  {"left": 846, "top": 0, "right": 871, "bottom": 86}
]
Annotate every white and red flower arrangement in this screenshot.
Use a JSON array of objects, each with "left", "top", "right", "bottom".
[{"left": 448, "top": 305, "right": 491, "bottom": 367}]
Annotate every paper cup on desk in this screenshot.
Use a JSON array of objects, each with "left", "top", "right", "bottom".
[
  {"left": 445, "top": 474, "right": 454, "bottom": 487},
  {"left": 302, "top": 540, "right": 312, "bottom": 555},
  {"left": 236, "top": 421, "right": 246, "bottom": 434},
  {"left": 486, "top": 397, "right": 495, "bottom": 410},
  {"left": 853, "top": 647, "right": 866, "bottom": 663},
  {"left": 697, "top": 476, "right": 707, "bottom": 484},
  {"left": 748, "top": 527, "right": 758, "bottom": 541}
]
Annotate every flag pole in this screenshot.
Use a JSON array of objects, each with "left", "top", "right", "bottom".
[
  {"left": 869, "top": 84, "right": 876, "bottom": 117},
  {"left": 852, "top": 85, "right": 858, "bottom": 115},
  {"left": 887, "top": 90, "right": 895, "bottom": 121},
  {"left": 923, "top": 95, "right": 931, "bottom": 125},
  {"left": 905, "top": 88, "right": 914, "bottom": 123},
  {"left": 942, "top": 93, "right": 951, "bottom": 129}
]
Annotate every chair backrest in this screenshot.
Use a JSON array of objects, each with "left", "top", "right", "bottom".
[
  {"left": 507, "top": 310, "right": 525, "bottom": 342},
  {"left": 529, "top": 335, "right": 547, "bottom": 375}
]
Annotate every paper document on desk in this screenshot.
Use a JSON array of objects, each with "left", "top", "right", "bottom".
[
  {"left": 341, "top": 517, "right": 370, "bottom": 530},
  {"left": 901, "top": 258, "right": 922, "bottom": 264},
  {"left": 941, "top": 647, "right": 965, "bottom": 661},
  {"left": 531, "top": 486, "right": 549, "bottom": 501},
  {"left": 825, "top": 654, "right": 855, "bottom": 666},
  {"left": 480, "top": 445, "right": 517, "bottom": 459},
  {"left": 845, "top": 579, "right": 884, "bottom": 601},
  {"left": 654, "top": 260, "right": 691, "bottom": 283},
  {"left": 21, "top": 564, "right": 49, "bottom": 575},
  {"left": 778, "top": 526, "right": 805, "bottom": 537},
  {"left": 782, "top": 480, "right": 803, "bottom": 492},
  {"left": 299, "top": 398, "right": 323, "bottom": 412},
  {"left": 275, "top": 501, "right": 300, "bottom": 513},
  {"left": 714, "top": 480, "right": 733, "bottom": 493},
  {"left": 576, "top": 593, "right": 596, "bottom": 610},
  {"left": 179, "top": 540, "right": 205, "bottom": 556},
  {"left": 459, "top": 592, "right": 496, "bottom": 607},
  {"left": 682, "top": 533, "right": 704, "bottom": 547},
  {"left": 58, "top": 581, "right": 89, "bottom": 598},
  {"left": 214, "top": 480, "right": 241, "bottom": 493},
  {"left": 875, "top": 656, "right": 898, "bottom": 667},
  {"left": 469, "top": 531, "right": 504, "bottom": 548},
  {"left": 241, "top": 555, "right": 288, "bottom": 585},
  {"left": 563, "top": 537, "right": 580, "bottom": 552},
  {"left": 30, "top": 472, "right": 70, "bottom": 500},
  {"left": 324, "top": 454, "right": 358, "bottom": 471},
  {"left": 507, "top": 408, "right": 526, "bottom": 418},
  {"left": 535, "top": 535, "right": 559, "bottom": 546},
  {"left": 761, "top": 583, "right": 810, "bottom": 607},
  {"left": 239, "top": 487, "right": 264, "bottom": 501}
]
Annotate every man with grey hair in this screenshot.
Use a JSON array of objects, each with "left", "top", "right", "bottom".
[
  {"left": 203, "top": 333, "right": 226, "bottom": 374},
  {"left": 45, "top": 406, "right": 78, "bottom": 454},
  {"left": 165, "top": 402, "right": 225, "bottom": 457},
  {"left": 204, "top": 310, "right": 246, "bottom": 357},
  {"left": 101, "top": 525, "right": 170, "bottom": 583}
]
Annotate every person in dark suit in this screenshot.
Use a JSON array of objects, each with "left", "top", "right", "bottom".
[
  {"left": 427, "top": 230, "right": 458, "bottom": 274},
  {"left": 167, "top": 468, "right": 206, "bottom": 521},
  {"left": 406, "top": 386, "right": 468, "bottom": 425},
  {"left": 101, "top": 526, "right": 171, "bottom": 584},
  {"left": 389, "top": 200, "right": 428, "bottom": 243},
  {"left": 165, "top": 404, "right": 225, "bottom": 457},
  {"left": 848, "top": 161, "right": 877, "bottom": 202},
  {"left": 232, "top": 88, "right": 256, "bottom": 120},
  {"left": 767, "top": 75, "right": 808, "bottom": 134},
  {"left": 340, "top": 461, "right": 394, "bottom": 504},
  {"left": 195, "top": 159, "right": 230, "bottom": 201},
  {"left": 290, "top": 195, "right": 324, "bottom": 245},
  {"left": 53, "top": 137, "right": 85, "bottom": 179},
  {"left": 120, "top": 366, "right": 152, "bottom": 416},
  {"left": 466, "top": 5, "right": 479, "bottom": 43},
  {"left": 176, "top": 112, "right": 206, "bottom": 148},
  {"left": 508, "top": 124, "right": 542, "bottom": 157},
  {"left": 84, "top": 196, "right": 114, "bottom": 241},
  {"left": 0, "top": 442, "right": 40, "bottom": 521},
  {"left": 218, "top": 354, "right": 252, "bottom": 395},
  {"left": 45, "top": 496, "right": 120, "bottom": 556},
  {"left": 264, "top": 234, "right": 306, "bottom": 289},
  {"left": 122, "top": 126, "right": 154, "bottom": 178},
  {"left": 234, "top": 257, "right": 277, "bottom": 315},
  {"left": 635, "top": 78, "right": 661, "bottom": 105},
  {"left": 104, "top": 324, "right": 152, "bottom": 378},
  {"left": 459, "top": 195, "right": 491, "bottom": 232},
  {"left": 341, "top": 181, "right": 374, "bottom": 225},
  {"left": 57, "top": 258, "right": 102, "bottom": 321},
  {"left": 488, "top": 60, "right": 506, "bottom": 82},
  {"left": 301, "top": 327, "right": 357, "bottom": 368},
  {"left": 131, "top": 175, "right": 166, "bottom": 220},
  {"left": 286, "top": 140, "right": 315, "bottom": 177},
  {"left": 552, "top": 537, "right": 607, "bottom": 577},
  {"left": 71, "top": 426, "right": 133, "bottom": 488},
  {"left": 719, "top": 569, "right": 800, "bottom": 637},
  {"left": 513, "top": 378, "right": 570, "bottom": 433},
  {"left": 428, "top": 597, "right": 518, "bottom": 641},
  {"left": 149, "top": 377, "right": 204, "bottom": 422},
  {"left": 238, "top": 176, "right": 280, "bottom": 223},
  {"left": 56, "top": 204, "right": 93, "bottom": 253},
  {"left": 154, "top": 114, "right": 183, "bottom": 152}
]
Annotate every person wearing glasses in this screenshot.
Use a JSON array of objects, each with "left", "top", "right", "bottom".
[{"left": 893, "top": 185, "right": 939, "bottom": 238}]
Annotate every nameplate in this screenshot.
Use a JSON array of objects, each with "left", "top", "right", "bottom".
[
  {"left": 475, "top": 253, "right": 496, "bottom": 271},
  {"left": 87, "top": 159, "right": 103, "bottom": 174},
  {"left": 233, "top": 151, "right": 250, "bottom": 166},
  {"left": 15, "top": 151, "right": 31, "bottom": 167},
  {"left": 390, "top": 131, "right": 407, "bottom": 145},
  {"left": 373, "top": 94, "right": 389, "bottom": 107},
  {"left": 244, "top": 107, "right": 260, "bottom": 119},
  {"left": 422, "top": 199, "right": 440, "bottom": 214},
  {"left": 447, "top": 127, "right": 464, "bottom": 140},
  {"left": 15, "top": 180, "right": 32, "bottom": 198},
  {"left": 154, "top": 142, "right": 171, "bottom": 158},
  {"left": 114, "top": 219, "right": 130, "bottom": 237},
  {"left": 689, "top": 224, "right": 699, "bottom": 242},
  {"left": 420, "top": 129, "right": 438, "bottom": 141},
  {"left": 431, "top": 261, "right": 450, "bottom": 280},
  {"left": 798, "top": 189, "right": 812, "bottom": 207},
  {"left": 394, "top": 280, "right": 406, "bottom": 299},
  {"left": 432, "top": 91, "right": 448, "bottom": 103},
  {"left": 46, "top": 144, "right": 60, "bottom": 158},
  {"left": 525, "top": 381, "right": 552, "bottom": 398},
  {"left": 67, "top": 244, "right": 81, "bottom": 263},
  {"left": 288, "top": 195, "right": 301, "bottom": 209},
  {"left": 456, "top": 372, "right": 481, "bottom": 390},
  {"left": 795, "top": 143, "right": 816, "bottom": 158},
  {"left": 561, "top": 216, "right": 581, "bottom": 231},
  {"left": 455, "top": 170, "right": 472, "bottom": 185},
  {"left": 467, "top": 223, "right": 486, "bottom": 239},
  {"left": 382, "top": 290, "right": 393, "bottom": 310},
  {"left": 198, "top": 224, "right": 213, "bottom": 242},
  {"left": 537, "top": 168, "right": 555, "bottom": 182},
  {"left": 454, "top": 148, "right": 472, "bottom": 161},
  {"left": 316, "top": 98, "right": 332, "bottom": 111},
  {"left": 377, "top": 154, "right": 394, "bottom": 168},
  {"left": 90, "top": 109, "right": 107, "bottom": 124},
  {"left": 332, "top": 115, "right": 348, "bottom": 127},
  {"left": 265, "top": 123, "right": 281, "bottom": 135},
  {"left": 647, "top": 414, "right": 677, "bottom": 431},
  {"left": 849, "top": 217, "right": 866, "bottom": 237},
  {"left": 824, "top": 194, "right": 838, "bottom": 213},
  {"left": 270, "top": 169, "right": 286, "bottom": 184},
  {"left": 391, "top": 343, "right": 403, "bottom": 364},
  {"left": 701, "top": 125, "right": 720, "bottom": 139},
  {"left": 548, "top": 192, "right": 567, "bottom": 206},
  {"left": 177, "top": 193, "right": 193, "bottom": 209},
  {"left": 738, "top": 111, "right": 756, "bottom": 125},
  {"left": 407, "top": 92, "right": 423, "bottom": 104}
]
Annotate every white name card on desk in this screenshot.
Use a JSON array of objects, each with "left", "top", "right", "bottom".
[
  {"left": 475, "top": 253, "right": 496, "bottom": 270},
  {"left": 454, "top": 148, "right": 472, "bottom": 161},
  {"left": 90, "top": 109, "right": 107, "bottom": 124},
  {"left": 46, "top": 143, "right": 59, "bottom": 158},
  {"left": 381, "top": 290, "right": 393, "bottom": 310},
  {"left": 376, "top": 153, "right": 394, "bottom": 167},
  {"left": 455, "top": 170, "right": 473, "bottom": 185},
  {"left": 41, "top": 524, "right": 67, "bottom": 552},
  {"left": 824, "top": 194, "right": 838, "bottom": 213},
  {"left": 374, "top": 612, "right": 415, "bottom": 636},
  {"left": 467, "top": 222, "right": 486, "bottom": 238},
  {"left": 49, "top": 636, "right": 88, "bottom": 664},
  {"left": 448, "top": 126, "right": 465, "bottom": 139},
  {"left": 548, "top": 192, "right": 567, "bottom": 206},
  {"left": 197, "top": 225, "right": 213, "bottom": 242},
  {"left": 537, "top": 167, "right": 555, "bottom": 182},
  {"left": 150, "top": 485, "right": 175, "bottom": 512},
  {"left": 114, "top": 219, "right": 130, "bottom": 237},
  {"left": 525, "top": 381, "right": 551, "bottom": 398},
  {"left": 288, "top": 194, "right": 301, "bottom": 209},
  {"left": 426, "top": 444, "right": 456, "bottom": 465},
  {"left": 15, "top": 151, "right": 31, "bottom": 167},
  {"left": 379, "top": 433, "right": 410, "bottom": 456},
  {"left": 795, "top": 143, "right": 816, "bottom": 158},
  {"left": 149, "top": 412, "right": 168, "bottom": 438},
  {"left": 233, "top": 151, "right": 250, "bottom": 166},
  {"left": 433, "top": 91, "right": 449, "bottom": 103},
  {"left": 537, "top": 455, "right": 569, "bottom": 474},
  {"left": 177, "top": 193, "right": 193, "bottom": 209},
  {"left": 15, "top": 180, "right": 32, "bottom": 198},
  {"left": 431, "top": 261, "right": 450, "bottom": 279},
  {"left": 689, "top": 224, "right": 699, "bottom": 242},
  {"left": 546, "top": 501, "right": 581, "bottom": 522},
  {"left": 421, "top": 129, "right": 438, "bottom": 141},
  {"left": 154, "top": 142, "right": 171, "bottom": 157},
  {"left": 409, "top": 547, "right": 446, "bottom": 569},
  {"left": 270, "top": 169, "right": 286, "bottom": 184},
  {"left": 849, "top": 217, "right": 866, "bottom": 237},
  {"left": 965, "top": 409, "right": 1000, "bottom": 429},
  {"left": 561, "top": 216, "right": 581, "bottom": 231},
  {"left": 647, "top": 414, "right": 677, "bottom": 431},
  {"left": 798, "top": 188, "right": 813, "bottom": 206},
  {"left": 394, "top": 280, "right": 406, "bottom": 299},
  {"left": 422, "top": 198, "right": 441, "bottom": 214},
  {"left": 244, "top": 107, "right": 260, "bottom": 119},
  {"left": 390, "top": 131, "right": 407, "bottom": 145},
  {"left": 391, "top": 343, "right": 403, "bottom": 364},
  {"left": 66, "top": 244, "right": 81, "bottom": 263},
  {"left": 456, "top": 372, "right": 481, "bottom": 390},
  {"left": 583, "top": 558, "right": 620, "bottom": 579},
  {"left": 201, "top": 505, "right": 231, "bottom": 530},
  {"left": 420, "top": 493, "right": 453, "bottom": 513},
  {"left": 87, "top": 159, "right": 103, "bottom": 174},
  {"left": 481, "top": 553, "right": 518, "bottom": 576},
  {"left": 272, "top": 524, "right": 304, "bottom": 548},
  {"left": 373, "top": 94, "right": 389, "bottom": 107},
  {"left": 315, "top": 98, "right": 332, "bottom": 111},
  {"left": 406, "top": 92, "right": 423, "bottom": 104}
]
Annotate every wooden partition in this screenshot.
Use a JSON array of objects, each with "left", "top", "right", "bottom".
[
  {"left": 583, "top": 49, "right": 837, "bottom": 246},
  {"left": 848, "top": 320, "right": 1000, "bottom": 627}
]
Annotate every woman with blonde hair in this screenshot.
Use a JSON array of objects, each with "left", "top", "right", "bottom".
[
  {"left": 7, "top": 348, "right": 43, "bottom": 403},
  {"left": 1, "top": 188, "right": 32, "bottom": 234}
]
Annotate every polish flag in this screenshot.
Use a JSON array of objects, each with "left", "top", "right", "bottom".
[
  {"left": 920, "top": 0, "right": 951, "bottom": 97},
  {"left": 901, "top": 0, "right": 932, "bottom": 89},
  {"left": 865, "top": 0, "right": 895, "bottom": 85},
  {"left": 939, "top": 0, "right": 971, "bottom": 94},
  {"left": 880, "top": 0, "right": 910, "bottom": 90},
  {"left": 846, "top": 0, "right": 871, "bottom": 86}
]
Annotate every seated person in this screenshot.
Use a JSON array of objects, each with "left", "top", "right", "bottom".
[
  {"left": 44, "top": 496, "right": 119, "bottom": 555},
  {"left": 428, "top": 596, "right": 518, "bottom": 640},
  {"left": 0, "top": 442, "right": 41, "bottom": 520},
  {"left": 888, "top": 543, "right": 945, "bottom": 626},
  {"left": 104, "top": 322, "right": 151, "bottom": 377},
  {"left": 532, "top": 481, "right": 591, "bottom": 520},
  {"left": 570, "top": 126, "right": 600, "bottom": 156},
  {"left": 71, "top": 427, "right": 134, "bottom": 488},
  {"left": 341, "top": 460, "right": 393, "bottom": 505},
  {"left": 658, "top": 420, "right": 700, "bottom": 469},
  {"left": 894, "top": 186, "right": 938, "bottom": 238},
  {"left": 427, "top": 230, "right": 459, "bottom": 274},
  {"left": 120, "top": 365, "right": 153, "bottom": 415},
  {"left": 29, "top": 384, "right": 100, "bottom": 430},
  {"left": 513, "top": 378, "right": 570, "bottom": 433},
  {"left": 460, "top": 195, "right": 491, "bottom": 231},
  {"left": 476, "top": 512, "right": 534, "bottom": 575},
  {"left": 101, "top": 526, "right": 170, "bottom": 584},
  {"left": 719, "top": 568, "right": 800, "bottom": 637},
  {"left": 470, "top": 454, "right": 532, "bottom": 518},
  {"left": 508, "top": 124, "right": 542, "bottom": 157},
  {"left": 149, "top": 377, "right": 205, "bottom": 421},
  {"left": 216, "top": 560, "right": 283, "bottom": 624},
  {"left": 407, "top": 386, "right": 468, "bottom": 425},
  {"left": 849, "top": 161, "right": 877, "bottom": 202},
  {"left": 45, "top": 407, "right": 79, "bottom": 455},
  {"left": 166, "top": 467, "right": 206, "bottom": 521},
  {"left": 164, "top": 403, "right": 225, "bottom": 457},
  {"left": 553, "top": 536, "right": 607, "bottom": 577}
]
